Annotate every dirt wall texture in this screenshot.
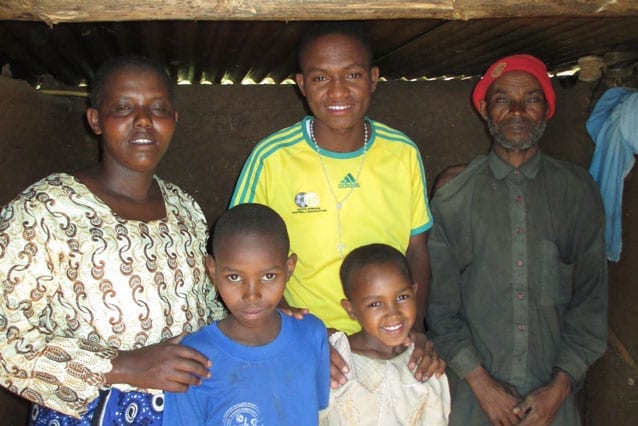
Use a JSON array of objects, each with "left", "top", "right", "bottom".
[{"left": 0, "top": 75, "right": 636, "bottom": 424}]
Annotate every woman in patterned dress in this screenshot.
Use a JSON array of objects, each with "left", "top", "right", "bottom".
[{"left": 0, "top": 56, "right": 225, "bottom": 425}]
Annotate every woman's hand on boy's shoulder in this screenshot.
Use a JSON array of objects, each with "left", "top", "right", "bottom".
[
  {"left": 406, "top": 331, "right": 446, "bottom": 381},
  {"left": 106, "top": 333, "right": 212, "bottom": 392}
]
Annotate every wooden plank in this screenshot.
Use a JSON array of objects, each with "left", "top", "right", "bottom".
[
  {"left": 2, "top": 1, "right": 638, "bottom": 25},
  {"left": 453, "top": 0, "right": 638, "bottom": 19},
  {"left": 608, "top": 326, "right": 638, "bottom": 376}
]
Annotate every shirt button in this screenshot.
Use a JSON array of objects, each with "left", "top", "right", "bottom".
[
  {"left": 513, "top": 170, "right": 520, "bottom": 175},
  {"left": 517, "top": 260, "right": 524, "bottom": 267},
  {"left": 514, "top": 195, "right": 523, "bottom": 202},
  {"left": 517, "top": 292, "right": 525, "bottom": 300},
  {"left": 516, "top": 227, "right": 524, "bottom": 234},
  {"left": 519, "top": 324, "right": 526, "bottom": 332}
]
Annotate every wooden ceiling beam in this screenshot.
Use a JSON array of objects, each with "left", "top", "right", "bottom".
[{"left": 2, "top": 1, "right": 638, "bottom": 25}]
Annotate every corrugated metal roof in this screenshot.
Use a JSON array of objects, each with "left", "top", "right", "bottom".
[{"left": 1, "top": 18, "right": 637, "bottom": 88}]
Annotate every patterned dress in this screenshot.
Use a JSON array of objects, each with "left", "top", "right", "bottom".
[{"left": 0, "top": 173, "right": 225, "bottom": 423}]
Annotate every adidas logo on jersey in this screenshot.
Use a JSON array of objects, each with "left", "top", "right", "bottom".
[{"left": 338, "top": 173, "right": 360, "bottom": 189}]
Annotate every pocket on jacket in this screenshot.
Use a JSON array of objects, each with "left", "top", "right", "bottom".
[{"left": 539, "top": 240, "right": 573, "bottom": 306}]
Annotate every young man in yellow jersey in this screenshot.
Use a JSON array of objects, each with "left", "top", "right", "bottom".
[{"left": 231, "top": 22, "right": 443, "bottom": 387}]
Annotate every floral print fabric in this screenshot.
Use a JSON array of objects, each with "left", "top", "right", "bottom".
[{"left": 0, "top": 173, "right": 224, "bottom": 418}]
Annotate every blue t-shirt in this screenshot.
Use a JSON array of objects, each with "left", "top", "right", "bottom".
[{"left": 163, "top": 311, "right": 330, "bottom": 426}]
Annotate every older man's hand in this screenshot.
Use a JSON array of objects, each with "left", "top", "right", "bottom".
[
  {"left": 514, "top": 370, "right": 571, "bottom": 425},
  {"left": 467, "top": 365, "right": 522, "bottom": 426}
]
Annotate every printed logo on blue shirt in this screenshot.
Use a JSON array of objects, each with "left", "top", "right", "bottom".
[{"left": 223, "top": 402, "right": 263, "bottom": 426}]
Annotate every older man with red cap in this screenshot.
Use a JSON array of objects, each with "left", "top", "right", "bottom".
[{"left": 427, "top": 54, "right": 608, "bottom": 425}]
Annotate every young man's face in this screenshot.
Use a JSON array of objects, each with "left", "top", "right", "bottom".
[
  {"left": 208, "top": 232, "right": 296, "bottom": 334},
  {"left": 86, "top": 66, "right": 178, "bottom": 175},
  {"left": 295, "top": 33, "right": 379, "bottom": 136},
  {"left": 479, "top": 71, "right": 547, "bottom": 152},
  {"left": 342, "top": 262, "right": 416, "bottom": 352}
]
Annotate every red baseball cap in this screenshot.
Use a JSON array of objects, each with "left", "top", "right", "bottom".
[{"left": 472, "top": 54, "right": 556, "bottom": 119}]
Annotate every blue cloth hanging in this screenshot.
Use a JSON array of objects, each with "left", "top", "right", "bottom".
[{"left": 587, "top": 87, "right": 638, "bottom": 262}]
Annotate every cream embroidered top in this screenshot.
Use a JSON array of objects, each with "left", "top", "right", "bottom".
[
  {"left": 320, "top": 332, "right": 451, "bottom": 426},
  {"left": 0, "top": 173, "right": 225, "bottom": 418}
]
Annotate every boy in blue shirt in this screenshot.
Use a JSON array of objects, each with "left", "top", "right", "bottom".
[{"left": 163, "top": 203, "right": 330, "bottom": 425}]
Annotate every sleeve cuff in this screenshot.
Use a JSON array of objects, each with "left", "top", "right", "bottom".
[
  {"left": 554, "top": 353, "right": 589, "bottom": 385},
  {"left": 448, "top": 346, "right": 484, "bottom": 379}
]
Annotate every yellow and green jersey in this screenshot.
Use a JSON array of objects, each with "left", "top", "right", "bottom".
[{"left": 231, "top": 115, "right": 432, "bottom": 334}]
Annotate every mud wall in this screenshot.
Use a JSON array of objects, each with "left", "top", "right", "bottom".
[{"left": 0, "top": 75, "right": 636, "bottom": 424}]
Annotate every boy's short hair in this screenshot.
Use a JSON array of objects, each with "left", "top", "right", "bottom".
[
  {"left": 210, "top": 203, "right": 290, "bottom": 259},
  {"left": 339, "top": 243, "right": 412, "bottom": 298},
  {"left": 297, "top": 21, "right": 374, "bottom": 71},
  {"left": 89, "top": 55, "right": 174, "bottom": 108}
]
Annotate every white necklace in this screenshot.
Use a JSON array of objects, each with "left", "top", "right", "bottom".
[{"left": 309, "top": 118, "right": 369, "bottom": 256}]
